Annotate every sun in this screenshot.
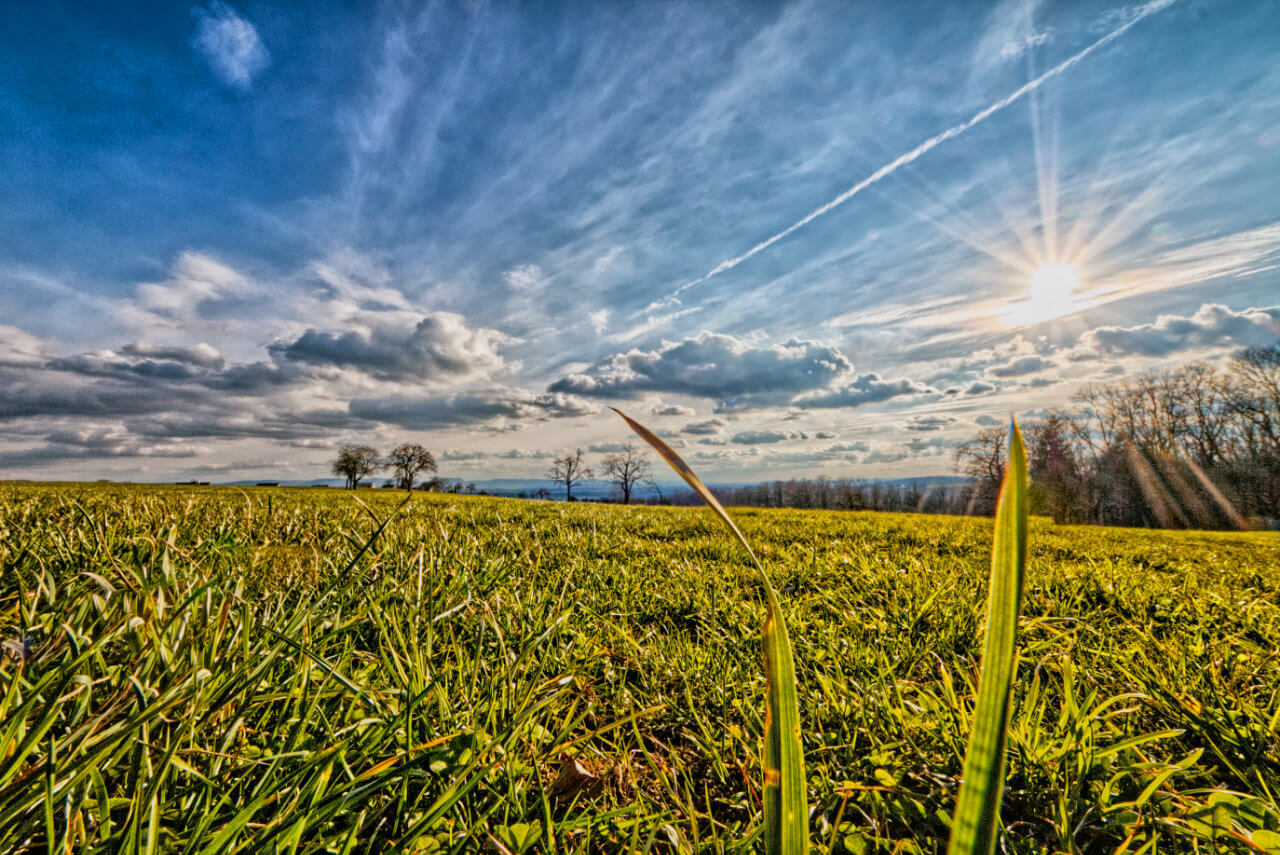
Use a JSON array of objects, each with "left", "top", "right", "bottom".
[{"left": 1006, "top": 262, "right": 1084, "bottom": 326}]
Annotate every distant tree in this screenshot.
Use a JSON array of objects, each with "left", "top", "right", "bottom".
[
  {"left": 532, "top": 487, "right": 552, "bottom": 500},
  {"left": 600, "top": 441, "right": 652, "bottom": 504},
  {"left": 547, "top": 449, "right": 593, "bottom": 501},
  {"left": 387, "top": 443, "right": 437, "bottom": 492},
  {"left": 953, "top": 426, "right": 1008, "bottom": 515},
  {"left": 1229, "top": 343, "right": 1280, "bottom": 454},
  {"left": 1027, "top": 410, "right": 1084, "bottom": 523},
  {"left": 332, "top": 446, "right": 381, "bottom": 490}
]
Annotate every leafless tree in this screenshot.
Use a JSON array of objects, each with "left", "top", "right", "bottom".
[
  {"left": 1229, "top": 344, "right": 1280, "bottom": 454},
  {"left": 332, "top": 446, "right": 381, "bottom": 490},
  {"left": 386, "top": 443, "right": 437, "bottom": 492},
  {"left": 547, "top": 448, "right": 593, "bottom": 501},
  {"left": 953, "top": 425, "right": 1008, "bottom": 515},
  {"left": 600, "top": 442, "right": 652, "bottom": 504}
]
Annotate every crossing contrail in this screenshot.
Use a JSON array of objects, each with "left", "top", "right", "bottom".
[{"left": 649, "top": 0, "right": 1177, "bottom": 311}]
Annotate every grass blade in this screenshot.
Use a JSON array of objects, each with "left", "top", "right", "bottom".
[
  {"left": 611, "top": 407, "right": 808, "bottom": 854},
  {"left": 947, "top": 418, "right": 1028, "bottom": 855}
]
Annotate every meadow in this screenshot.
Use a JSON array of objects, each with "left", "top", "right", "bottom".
[{"left": 1, "top": 482, "right": 1278, "bottom": 853}]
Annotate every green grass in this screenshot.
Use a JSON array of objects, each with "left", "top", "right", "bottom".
[{"left": 2, "top": 482, "right": 1279, "bottom": 852}]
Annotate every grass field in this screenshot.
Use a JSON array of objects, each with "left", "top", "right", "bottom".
[{"left": 2, "top": 483, "right": 1278, "bottom": 853}]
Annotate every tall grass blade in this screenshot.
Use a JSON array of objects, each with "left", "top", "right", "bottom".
[
  {"left": 947, "top": 418, "right": 1028, "bottom": 855},
  {"left": 611, "top": 407, "right": 808, "bottom": 854}
]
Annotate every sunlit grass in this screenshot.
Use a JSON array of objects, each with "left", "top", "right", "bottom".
[{"left": 1, "top": 478, "right": 1278, "bottom": 851}]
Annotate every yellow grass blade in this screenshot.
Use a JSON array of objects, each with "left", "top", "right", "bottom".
[
  {"left": 611, "top": 407, "right": 808, "bottom": 854},
  {"left": 948, "top": 419, "right": 1028, "bottom": 855}
]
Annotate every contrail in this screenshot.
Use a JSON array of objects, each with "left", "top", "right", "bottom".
[{"left": 650, "top": 0, "right": 1177, "bottom": 311}]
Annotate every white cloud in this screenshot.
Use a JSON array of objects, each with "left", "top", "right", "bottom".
[
  {"left": 1078, "top": 303, "right": 1280, "bottom": 358},
  {"left": 550, "top": 332, "right": 851, "bottom": 406},
  {"left": 503, "top": 264, "right": 546, "bottom": 290},
  {"left": 681, "top": 418, "right": 727, "bottom": 436},
  {"left": 272, "top": 312, "right": 510, "bottom": 383},
  {"left": 192, "top": 2, "right": 270, "bottom": 89},
  {"left": 973, "top": 0, "right": 1050, "bottom": 68},
  {"left": 649, "top": 401, "right": 695, "bottom": 417},
  {"left": 120, "top": 341, "right": 226, "bottom": 369},
  {"left": 125, "top": 252, "right": 252, "bottom": 329},
  {"left": 906, "top": 415, "right": 958, "bottom": 432},
  {"left": 589, "top": 309, "right": 609, "bottom": 334},
  {"left": 730, "top": 429, "right": 808, "bottom": 445},
  {"left": 794, "top": 373, "right": 935, "bottom": 409},
  {"left": 0, "top": 325, "right": 49, "bottom": 365}
]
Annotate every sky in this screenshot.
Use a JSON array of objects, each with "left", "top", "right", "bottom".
[{"left": 2, "top": 0, "right": 1279, "bottom": 484}]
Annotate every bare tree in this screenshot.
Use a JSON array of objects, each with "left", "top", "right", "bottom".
[
  {"left": 600, "top": 441, "right": 652, "bottom": 504},
  {"left": 386, "top": 443, "right": 437, "bottom": 492},
  {"left": 332, "top": 446, "right": 381, "bottom": 490},
  {"left": 953, "top": 426, "right": 1008, "bottom": 515},
  {"left": 547, "top": 449, "right": 593, "bottom": 501},
  {"left": 1229, "top": 344, "right": 1280, "bottom": 454}
]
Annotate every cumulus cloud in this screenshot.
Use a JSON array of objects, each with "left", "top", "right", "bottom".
[
  {"left": 986, "top": 355, "right": 1054, "bottom": 378},
  {"left": 273, "top": 312, "right": 508, "bottom": 382},
  {"left": 650, "top": 401, "right": 696, "bottom": 417},
  {"left": 0, "top": 311, "right": 592, "bottom": 463},
  {"left": 862, "top": 447, "right": 909, "bottom": 465},
  {"left": 349, "top": 389, "right": 597, "bottom": 430},
  {"left": 0, "top": 325, "right": 48, "bottom": 365},
  {"left": 1, "top": 427, "right": 201, "bottom": 469},
  {"left": 906, "top": 415, "right": 958, "bottom": 431},
  {"left": 794, "top": 373, "right": 935, "bottom": 409},
  {"left": 1078, "top": 303, "right": 1280, "bottom": 358},
  {"left": 495, "top": 448, "right": 556, "bottom": 460},
  {"left": 688, "top": 447, "right": 761, "bottom": 464},
  {"left": 681, "top": 418, "right": 727, "bottom": 435},
  {"left": 192, "top": 2, "right": 270, "bottom": 88},
  {"left": 944, "top": 380, "right": 998, "bottom": 397},
  {"left": 440, "top": 449, "right": 488, "bottom": 461},
  {"left": 731, "top": 429, "right": 807, "bottom": 445},
  {"left": 120, "top": 342, "right": 226, "bottom": 369},
  {"left": 548, "top": 332, "right": 851, "bottom": 406},
  {"left": 904, "top": 435, "right": 955, "bottom": 456},
  {"left": 131, "top": 252, "right": 250, "bottom": 321}
]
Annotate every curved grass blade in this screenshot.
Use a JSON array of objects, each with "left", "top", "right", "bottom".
[
  {"left": 948, "top": 418, "right": 1028, "bottom": 855},
  {"left": 610, "top": 407, "right": 808, "bottom": 855}
]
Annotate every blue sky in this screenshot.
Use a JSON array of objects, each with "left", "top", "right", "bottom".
[{"left": 2, "top": 0, "right": 1278, "bottom": 482}]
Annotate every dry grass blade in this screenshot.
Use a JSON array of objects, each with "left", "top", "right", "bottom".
[
  {"left": 948, "top": 419, "right": 1028, "bottom": 855},
  {"left": 610, "top": 407, "right": 808, "bottom": 854}
]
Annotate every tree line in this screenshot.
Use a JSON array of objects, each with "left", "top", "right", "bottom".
[{"left": 953, "top": 343, "right": 1280, "bottom": 529}]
